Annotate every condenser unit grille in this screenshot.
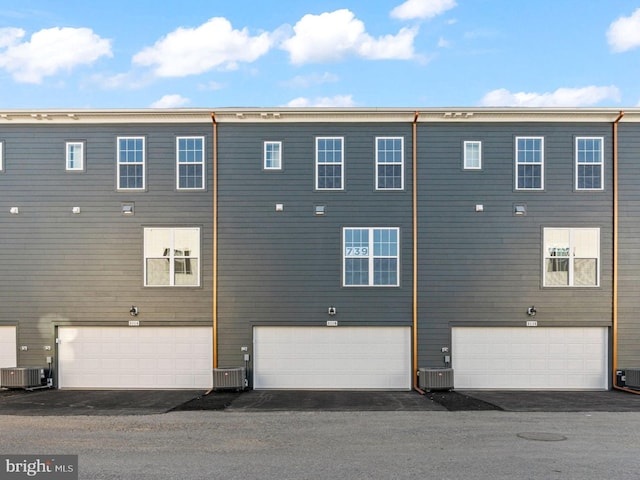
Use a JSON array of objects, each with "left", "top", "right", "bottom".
[
  {"left": 1, "top": 367, "right": 43, "bottom": 388},
  {"left": 625, "top": 368, "right": 640, "bottom": 389},
  {"left": 213, "top": 367, "right": 246, "bottom": 390},
  {"left": 418, "top": 367, "right": 454, "bottom": 391}
]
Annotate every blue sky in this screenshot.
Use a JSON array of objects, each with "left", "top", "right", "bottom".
[{"left": 1, "top": 0, "right": 639, "bottom": 109}]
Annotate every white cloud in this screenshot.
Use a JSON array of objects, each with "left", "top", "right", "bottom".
[
  {"left": 286, "top": 95, "right": 356, "bottom": 107},
  {"left": 479, "top": 86, "right": 621, "bottom": 107},
  {"left": 281, "top": 9, "right": 417, "bottom": 64},
  {"left": 281, "top": 72, "right": 339, "bottom": 88},
  {"left": 0, "top": 27, "right": 111, "bottom": 83},
  {"left": 198, "top": 80, "right": 224, "bottom": 91},
  {"left": 607, "top": 8, "right": 640, "bottom": 52},
  {"left": 391, "top": 0, "right": 457, "bottom": 20},
  {"left": 133, "top": 17, "right": 273, "bottom": 77},
  {"left": 437, "top": 37, "right": 451, "bottom": 48},
  {"left": 149, "top": 94, "right": 190, "bottom": 108}
]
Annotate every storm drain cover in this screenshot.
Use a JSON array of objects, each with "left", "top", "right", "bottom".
[{"left": 517, "top": 432, "right": 567, "bottom": 442}]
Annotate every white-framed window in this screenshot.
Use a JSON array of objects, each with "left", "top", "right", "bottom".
[
  {"left": 464, "top": 141, "right": 482, "bottom": 170},
  {"left": 316, "top": 137, "right": 344, "bottom": 190},
  {"left": 376, "top": 137, "right": 404, "bottom": 190},
  {"left": 117, "top": 137, "right": 145, "bottom": 190},
  {"left": 543, "top": 228, "right": 599, "bottom": 287},
  {"left": 144, "top": 227, "right": 200, "bottom": 287},
  {"left": 343, "top": 227, "right": 399, "bottom": 287},
  {"left": 0, "top": 141, "right": 3, "bottom": 172},
  {"left": 177, "top": 136, "right": 205, "bottom": 190},
  {"left": 66, "top": 141, "right": 85, "bottom": 171},
  {"left": 264, "top": 141, "right": 282, "bottom": 170},
  {"left": 576, "top": 137, "right": 604, "bottom": 190},
  {"left": 515, "top": 137, "right": 544, "bottom": 190}
]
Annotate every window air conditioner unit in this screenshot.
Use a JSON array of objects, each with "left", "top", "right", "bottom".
[
  {"left": 624, "top": 368, "right": 640, "bottom": 389},
  {"left": 1, "top": 367, "right": 44, "bottom": 389},
  {"left": 213, "top": 367, "right": 246, "bottom": 390},
  {"left": 418, "top": 367, "right": 454, "bottom": 391}
]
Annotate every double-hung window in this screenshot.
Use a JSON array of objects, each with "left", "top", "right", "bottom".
[
  {"left": 464, "top": 141, "right": 482, "bottom": 170},
  {"left": 66, "top": 141, "right": 84, "bottom": 171},
  {"left": 543, "top": 228, "right": 599, "bottom": 287},
  {"left": 117, "top": 137, "right": 145, "bottom": 190},
  {"left": 177, "top": 136, "right": 205, "bottom": 190},
  {"left": 264, "top": 141, "right": 282, "bottom": 170},
  {"left": 316, "top": 137, "right": 344, "bottom": 190},
  {"left": 144, "top": 228, "right": 200, "bottom": 286},
  {"left": 515, "top": 137, "right": 544, "bottom": 190},
  {"left": 576, "top": 137, "right": 604, "bottom": 190},
  {"left": 376, "top": 137, "right": 404, "bottom": 189},
  {"left": 343, "top": 227, "right": 399, "bottom": 286}
]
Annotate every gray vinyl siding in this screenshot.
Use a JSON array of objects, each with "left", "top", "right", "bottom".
[
  {"left": 0, "top": 124, "right": 213, "bottom": 368},
  {"left": 617, "top": 122, "right": 640, "bottom": 368},
  {"left": 216, "top": 123, "right": 413, "bottom": 370},
  {"left": 417, "top": 123, "right": 613, "bottom": 368}
]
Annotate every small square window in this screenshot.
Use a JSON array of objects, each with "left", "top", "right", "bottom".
[
  {"left": 463, "top": 141, "right": 482, "bottom": 170},
  {"left": 264, "top": 141, "right": 282, "bottom": 170},
  {"left": 66, "top": 141, "right": 85, "bottom": 171}
]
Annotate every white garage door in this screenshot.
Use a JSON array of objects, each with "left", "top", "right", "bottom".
[
  {"left": 58, "top": 327, "right": 212, "bottom": 389},
  {"left": 253, "top": 326, "right": 411, "bottom": 390},
  {"left": 452, "top": 327, "right": 608, "bottom": 389},
  {"left": 0, "top": 326, "right": 17, "bottom": 368}
]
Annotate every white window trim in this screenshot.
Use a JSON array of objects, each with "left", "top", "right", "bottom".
[
  {"left": 515, "top": 136, "right": 544, "bottom": 191},
  {"left": 0, "top": 141, "right": 3, "bottom": 172},
  {"left": 176, "top": 136, "right": 206, "bottom": 190},
  {"left": 375, "top": 137, "right": 405, "bottom": 190},
  {"left": 343, "top": 227, "right": 400, "bottom": 287},
  {"left": 543, "top": 227, "right": 600, "bottom": 287},
  {"left": 316, "top": 136, "right": 344, "bottom": 191},
  {"left": 117, "top": 136, "right": 146, "bottom": 191},
  {"left": 65, "top": 141, "right": 85, "bottom": 172},
  {"left": 463, "top": 140, "right": 482, "bottom": 170},
  {"left": 264, "top": 141, "right": 282, "bottom": 170},
  {"left": 144, "top": 227, "right": 201, "bottom": 287},
  {"left": 575, "top": 136, "right": 604, "bottom": 191}
]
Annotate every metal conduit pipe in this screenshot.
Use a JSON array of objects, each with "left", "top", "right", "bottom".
[
  {"left": 211, "top": 112, "right": 219, "bottom": 370},
  {"left": 611, "top": 111, "right": 640, "bottom": 395},
  {"left": 412, "top": 112, "right": 426, "bottom": 395}
]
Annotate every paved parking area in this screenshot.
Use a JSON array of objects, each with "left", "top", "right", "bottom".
[{"left": 1, "top": 387, "right": 640, "bottom": 415}]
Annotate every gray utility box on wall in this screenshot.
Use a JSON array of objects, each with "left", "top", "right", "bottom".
[
  {"left": 1, "top": 367, "right": 44, "bottom": 389},
  {"left": 213, "top": 367, "right": 246, "bottom": 390},
  {"left": 418, "top": 367, "right": 454, "bottom": 391}
]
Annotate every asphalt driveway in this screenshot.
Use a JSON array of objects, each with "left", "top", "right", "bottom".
[{"left": 1, "top": 388, "right": 640, "bottom": 415}]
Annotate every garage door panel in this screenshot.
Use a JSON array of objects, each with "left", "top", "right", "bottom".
[
  {"left": 59, "top": 327, "right": 212, "bottom": 389},
  {"left": 254, "top": 326, "right": 411, "bottom": 390},
  {"left": 453, "top": 327, "right": 607, "bottom": 390}
]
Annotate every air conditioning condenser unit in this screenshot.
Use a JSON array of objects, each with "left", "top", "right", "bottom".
[
  {"left": 213, "top": 367, "right": 246, "bottom": 390},
  {"left": 1, "top": 367, "right": 44, "bottom": 389},
  {"left": 624, "top": 368, "right": 640, "bottom": 389},
  {"left": 418, "top": 367, "right": 454, "bottom": 391}
]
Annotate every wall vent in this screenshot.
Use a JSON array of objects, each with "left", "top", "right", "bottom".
[
  {"left": 1, "top": 367, "right": 44, "bottom": 389},
  {"left": 418, "top": 367, "right": 454, "bottom": 391},
  {"left": 624, "top": 368, "right": 640, "bottom": 389},
  {"left": 213, "top": 367, "right": 246, "bottom": 390}
]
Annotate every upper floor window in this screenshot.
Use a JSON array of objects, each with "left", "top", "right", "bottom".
[
  {"left": 117, "top": 137, "right": 145, "bottom": 190},
  {"left": 343, "top": 227, "right": 399, "bottom": 287},
  {"left": 316, "top": 137, "right": 344, "bottom": 190},
  {"left": 543, "top": 228, "right": 599, "bottom": 287},
  {"left": 144, "top": 227, "right": 200, "bottom": 287},
  {"left": 515, "top": 137, "right": 544, "bottom": 190},
  {"left": 376, "top": 137, "right": 404, "bottom": 190},
  {"left": 177, "top": 136, "right": 205, "bottom": 190},
  {"left": 66, "top": 141, "right": 84, "bottom": 171},
  {"left": 264, "top": 141, "right": 282, "bottom": 170},
  {"left": 576, "top": 137, "right": 604, "bottom": 190},
  {"left": 464, "top": 141, "right": 482, "bottom": 170}
]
